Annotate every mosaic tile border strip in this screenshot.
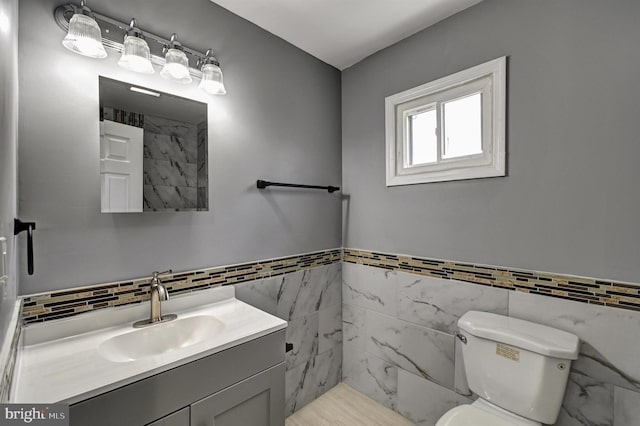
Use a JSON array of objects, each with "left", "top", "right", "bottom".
[
  {"left": 344, "top": 248, "right": 640, "bottom": 312},
  {"left": 22, "top": 249, "right": 342, "bottom": 325}
]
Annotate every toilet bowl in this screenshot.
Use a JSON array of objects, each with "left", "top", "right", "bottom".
[{"left": 435, "top": 311, "right": 580, "bottom": 426}]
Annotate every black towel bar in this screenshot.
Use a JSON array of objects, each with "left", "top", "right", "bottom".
[{"left": 257, "top": 180, "right": 340, "bottom": 193}]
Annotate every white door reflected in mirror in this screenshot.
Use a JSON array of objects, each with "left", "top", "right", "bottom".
[{"left": 100, "top": 120, "right": 144, "bottom": 213}]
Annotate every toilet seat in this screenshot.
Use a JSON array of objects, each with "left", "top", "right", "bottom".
[
  {"left": 435, "top": 401, "right": 541, "bottom": 426},
  {"left": 435, "top": 405, "right": 515, "bottom": 426}
]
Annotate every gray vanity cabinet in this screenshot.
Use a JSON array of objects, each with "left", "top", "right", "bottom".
[
  {"left": 190, "top": 363, "right": 285, "bottom": 426},
  {"left": 69, "top": 330, "right": 285, "bottom": 426},
  {"left": 147, "top": 364, "right": 284, "bottom": 426},
  {"left": 148, "top": 408, "right": 190, "bottom": 426}
]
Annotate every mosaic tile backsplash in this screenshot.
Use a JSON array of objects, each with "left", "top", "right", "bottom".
[
  {"left": 22, "top": 249, "right": 341, "bottom": 325},
  {"left": 21, "top": 247, "right": 640, "bottom": 325},
  {"left": 343, "top": 248, "right": 640, "bottom": 312},
  {"left": 101, "top": 107, "right": 144, "bottom": 128}
]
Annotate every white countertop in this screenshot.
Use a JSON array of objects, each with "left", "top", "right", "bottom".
[{"left": 12, "top": 286, "right": 287, "bottom": 404}]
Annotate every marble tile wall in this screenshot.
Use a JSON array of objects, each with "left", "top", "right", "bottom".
[
  {"left": 342, "top": 262, "right": 640, "bottom": 426},
  {"left": 143, "top": 115, "right": 199, "bottom": 211},
  {"left": 614, "top": 387, "right": 640, "bottom": 426},
  {"left": 235, "top": 262, "right": 342, "bottom": 417},
  {"left": 196, "top": 119, "right": 208, "bottom": 210},
  {"left": 509, "top": 291, "right": 640, "bottom": 426}
]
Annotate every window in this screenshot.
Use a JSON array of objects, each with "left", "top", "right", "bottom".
[{"left": 385, "top": 57, "right": 506, "bottom": 186}]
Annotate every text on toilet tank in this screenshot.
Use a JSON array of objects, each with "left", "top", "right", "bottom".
[{"left": 496, "top": 343, "right": 520, "bottom": 362}]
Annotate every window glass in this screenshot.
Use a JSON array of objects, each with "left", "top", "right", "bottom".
[
  {"left": 408, "top": 108, "right": 437, "bottom": 166},
  {"left": 442, "top": 93, "right": 482, "bottom": 159}
]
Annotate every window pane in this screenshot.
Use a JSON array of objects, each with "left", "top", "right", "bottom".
[
  {"left": 442, "top": 93, "right": 482, "bottom": 159},
  {"left": 408, "top": 108, "right": 437, "bottom": 166}
]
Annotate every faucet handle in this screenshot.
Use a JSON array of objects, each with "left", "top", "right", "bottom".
[
  {"left": 152, "top": 269, "right": 173, "bottom": 278},
  {"left": 151, "top": 269, "right": 173, "bottom": 284}
]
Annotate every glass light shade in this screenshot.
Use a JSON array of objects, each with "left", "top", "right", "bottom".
[
  {"left": 62, "top": 13, "right": 107, "bottom": 58},
  {"left": 118, "top": 35, "right": 154, "bottom": 74},
  {"left": 160, "top": 48, "right": 192, "bottom": 84},
  {"left": 199, "top": 63, "right": 226, "bottom": 95}
]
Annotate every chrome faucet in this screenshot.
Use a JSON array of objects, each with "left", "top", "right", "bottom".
[{"left": 133, "top": 270, "right": 177, "bottom": 328}]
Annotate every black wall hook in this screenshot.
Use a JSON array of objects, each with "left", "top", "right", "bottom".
[{"left": 14, "top": 219, "right": 36, "bottom": 275}]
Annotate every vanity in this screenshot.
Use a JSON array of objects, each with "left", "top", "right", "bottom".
[{"left": 12, "top": 286, "right": 287, "bottom": 426}]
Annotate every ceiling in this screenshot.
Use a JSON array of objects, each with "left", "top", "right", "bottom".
[{"left": 210, "top": 0, "right": 483, "bottom": 70}]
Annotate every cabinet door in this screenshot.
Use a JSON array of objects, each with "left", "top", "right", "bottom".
[
  {"left": 147, "top": 407, "right": 190, "bottom": 426},
  {"left": 191, "top": 363, "right": 284, "bottom": 426}
]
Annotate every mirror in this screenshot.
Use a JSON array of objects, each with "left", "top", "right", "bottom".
[{"left": 99, "top": 76, "right": 208, "bottom": 212}]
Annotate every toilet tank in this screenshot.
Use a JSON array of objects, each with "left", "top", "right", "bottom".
[{"left": 458, "top": 311, "right": 580, "bottom": 425}]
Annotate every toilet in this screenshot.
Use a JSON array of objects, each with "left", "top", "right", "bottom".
[{"left": 436, "top": 311, "right": 580, "bottom": 426}]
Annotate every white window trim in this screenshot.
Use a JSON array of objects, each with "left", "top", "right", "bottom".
[{"left": 385, "top": 56, "right": 507, "bottom": 186}]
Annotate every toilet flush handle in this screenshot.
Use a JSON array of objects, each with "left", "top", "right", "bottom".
[{"left": 455, "top": 332, "right": 467, "bottom": 344}]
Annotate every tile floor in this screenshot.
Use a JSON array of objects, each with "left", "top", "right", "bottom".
[{"left": 285, "top": 383, "right": 413, "bottom": 426}]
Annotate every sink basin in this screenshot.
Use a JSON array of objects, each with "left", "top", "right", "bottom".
[{"left": 98, "top": 315, "right": 225, "bottom": 362}]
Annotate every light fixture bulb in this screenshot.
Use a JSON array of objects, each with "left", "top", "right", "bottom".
[
  {"left": 161, "top": 48, "right": 192, "bottom": 84},
  {"left": 199, "top": 63, "right": 226, "bottom": 95},
  {"left": 62, "top": 12, "right": 106, "bottom": 58},
  {"left": 118, "top": 35, "right": 154, "bottom": 74}
]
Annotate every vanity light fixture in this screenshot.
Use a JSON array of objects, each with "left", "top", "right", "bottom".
[
  {"left": 198, "top": 49, "right": 226, "bottom": 95},
  {"left": 61, "top": 0, "right": 107, "bottom": 59},
  {"left": 160, "top": 34, "right": 192, "bottom": 84},
  {"left": 117, "top": 19, "right": 154, "bottom": 74},
  {"left": 54, "top": 3, "right": 227, "bottom": 95}
]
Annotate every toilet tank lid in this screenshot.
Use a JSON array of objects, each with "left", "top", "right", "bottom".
[{"left": 458, "top": 311, "right": 580, "bottom": 359}]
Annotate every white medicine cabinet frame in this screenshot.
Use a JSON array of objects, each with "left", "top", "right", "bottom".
[{"left": 385, "top": 56, "right": 506, "bottom": 186}]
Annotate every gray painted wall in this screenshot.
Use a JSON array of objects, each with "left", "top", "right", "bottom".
[
  {"left": 342, "top": 0, "right": 640, "bottom": 284},
  {"left": 18, "top": 0, "right": 342, "bottom": 294},
  {"left": 0, "top": 0, "right": 18, "bottom": 344}
]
